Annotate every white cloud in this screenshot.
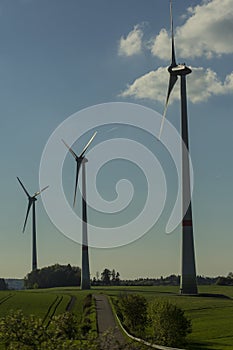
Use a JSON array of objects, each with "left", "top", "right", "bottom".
[
  {"left": 189, "top": 68, "right": 233, "bottom": 102},
  {"left": 120, "top": 67, "right": 169, "bottom": 102},
  {"left": 118, "top": 24, "right": 144, "bottom": 57},
  {"left": 150, "top": 29, "right": 170, "bottom": 61},
  {"left": 150, "top": 0, "right": 233, "bottom": 60},
  {"left": 120, "top": 67, "right": 233, "bottom": 104}
]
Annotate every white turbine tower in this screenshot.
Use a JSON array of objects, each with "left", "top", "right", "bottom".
[
  {"left": 160, "top": 0, "right": 198, "bottom": 295},
  {"left": 63, "top": 132, "right": 97, "bottom": 290}
]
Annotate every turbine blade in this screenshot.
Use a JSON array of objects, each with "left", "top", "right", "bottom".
[
  {"left": 23, "top": 200, "right": 32, "bottom": 232},
  {"left": 170, "top": 0, "right": 177, "bottom": 67},
  {"left": 79, "top": 131, "right": 97, "bottom": 158},
  {"left": 62, "top": 139, "right": 78, "bottom": 160},
  {"left": 17, "top": 177, "right": 30, "bottom": 198},
  {"left": 159, "top": 74, "right": 178, "bottom": 139},
  {"left": 73, "top": 160, "right": 82, "bottom": 207},
  {"left": 34, "top": 185, "right": 49, "bottom": 197}
]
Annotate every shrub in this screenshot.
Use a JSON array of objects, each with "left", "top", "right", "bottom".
[
  {"left": 0, "top": 309, "right": 147, "bottom": 349},
  {"left": 118, "top": 294, "right": 148, "bottom": 335},
  {"left": 0, "top": 310, "right": 46, "bottom": 349},
  {"left": 50, "top": 312, "right": 79, "bottom": 340},
  {"left": 148, "top": 299, "right": 192, "bottom": 347},
  {"left": 83, "top": 293, "right": 92, "bottom": 310}
]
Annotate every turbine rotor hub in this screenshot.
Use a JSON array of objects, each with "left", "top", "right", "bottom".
[
  {"left": 81, "top": 157, "right": 88, "bottom": 163},
  {"left": 168, "top": 64, "right": 192, "bottom": 76}
]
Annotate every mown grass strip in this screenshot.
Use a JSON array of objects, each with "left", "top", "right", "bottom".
[
  {"left": 0, "top": 293, "right": 15, "bottom": 305},
  {"left": 45, "top": 296, "right": 63, "bottom": 328},
  {"left": 42, "top": 295, "right": 59, "bottom": 324}
]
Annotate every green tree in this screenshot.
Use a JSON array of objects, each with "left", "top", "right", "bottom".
[
  {"left": 115, "top": 272, "right": 120, "bottom": 285},
  {"left": 148, "top": 299, "right": 192, "bottom": 347},
  {"left": 111, "top": 269, "right": 116, "bottom": 283},
  {"left": 24, "top": 264, "right": 81, "bottom": 289},
  {"left": 0, "top": 278, "right": 8, "bottom": 290},
  {"left": 118, "top": 294, "right": 148, "bottom": 335},
  {"left": 101, "top": 268, "right": 111, "bottom": 285},
  {"left": 216, "top": 276, "right": 233, "bottom": 286}
]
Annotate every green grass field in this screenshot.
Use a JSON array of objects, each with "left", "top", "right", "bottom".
[{"left": 0, "top": 285, "right": 233, "bottom": 349}]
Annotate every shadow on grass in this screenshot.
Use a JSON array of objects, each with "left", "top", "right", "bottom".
[
  {"left": 188, "top": 341, "right": 216, "bottom": 350},
  {"left": 92, "top": 287, "right": 178, "bottom": 295},
  {"left": 197, "top": 293, "right": 232, "bottom": 299},
  {"left": 93, "top": 288, "right": 232, "bottom": 301}
]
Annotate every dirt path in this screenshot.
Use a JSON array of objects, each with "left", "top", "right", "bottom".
[{"left": 94, "top": 294, "right": 125, "bottom": 346}]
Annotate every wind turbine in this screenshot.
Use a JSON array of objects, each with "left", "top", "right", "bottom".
[
  {"left": 17, "top": 177, "right": 48, "bottom": 271},
  {"left": 159, "top": 0, "right": 198, "bottom": 294},
  {"left": 62, "top": 131, "right": 97, "bottom": 290}
]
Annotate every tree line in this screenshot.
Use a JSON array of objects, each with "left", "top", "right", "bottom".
[
  {"left": 98, "top": 274, "right": 219, "bottom": 287},
  {"left": 1, "top": 266, "right": 233, "bottom": 290},
  {"left": 24, "top": 264, "right": 81, "bottom": 289},
  {"left": 215, "top": 272, "right": 233, "bottom": 286},
  {"left": 92, "top": 268, "right": 121, "bottom": 286}
]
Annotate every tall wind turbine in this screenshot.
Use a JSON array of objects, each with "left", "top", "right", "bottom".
[
  {"left": 62, "top": 132, "right": 97, "bottom": 290},
  {"left": 159, "top": 0, "right": 198, "bottom": 294},
  {"left": 17, "top": 177, "right": 48, "bottom": 271}
]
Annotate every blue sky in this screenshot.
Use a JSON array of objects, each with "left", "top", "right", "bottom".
[{"left": 0, "top": 0, "right": 232, "bottom": 279}]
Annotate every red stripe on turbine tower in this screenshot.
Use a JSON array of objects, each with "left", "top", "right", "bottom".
[{"left": 183, "top": 220, "right": 193, "bottom": 227}]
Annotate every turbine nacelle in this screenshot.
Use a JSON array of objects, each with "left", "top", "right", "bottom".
[
  {"left": 80, "top": 157, "right": 88, "bottom": 164},
  {"left": 168, "top": 64, "right": 192, "bottom": 76},
  {"left": 17, "top": 177, "right": 49, "bottom": 233}
]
